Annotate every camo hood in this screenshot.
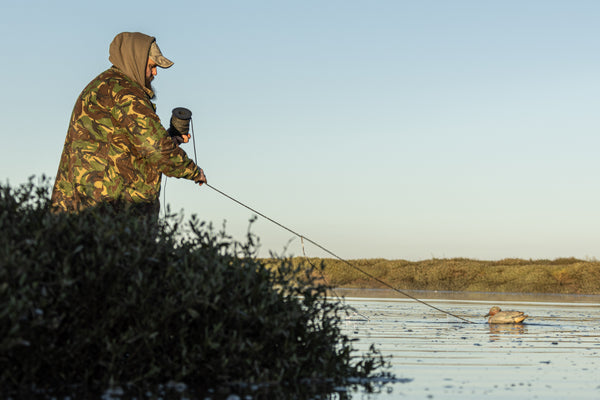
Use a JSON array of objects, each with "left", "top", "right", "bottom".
[{"left": 109, "top": 32, "right": 154, "bottom": 89}]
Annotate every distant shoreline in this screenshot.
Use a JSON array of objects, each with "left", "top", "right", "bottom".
[
  {"left": 330, "top": 287, "right": 600, "bottom": 303},
  {"left": 264, "top": 257, "right": 600, "bottom": 295}
]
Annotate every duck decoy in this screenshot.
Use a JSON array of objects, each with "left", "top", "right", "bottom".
[{"left": 484, "top": 306, "right": 528, "bottom": 324}]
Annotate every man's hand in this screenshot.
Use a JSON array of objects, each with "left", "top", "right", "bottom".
[
  {"left": 195, "top": 168, "right": 207, "bottom": 186},
  {"left": 171, "top": 134, "right": 191, "bottom": 146}
]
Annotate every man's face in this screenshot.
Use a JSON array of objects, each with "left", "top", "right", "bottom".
[{"left": 145, "top": 57, "right": 158, "bottom": 88}]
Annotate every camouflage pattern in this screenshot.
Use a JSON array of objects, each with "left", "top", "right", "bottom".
[{"left": 51, "top": 67, "right": 203, "bottom": 213}]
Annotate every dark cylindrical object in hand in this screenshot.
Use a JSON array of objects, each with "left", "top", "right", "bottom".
[{"left": 168, "top": 107, "right": 192, "bottom": 137}]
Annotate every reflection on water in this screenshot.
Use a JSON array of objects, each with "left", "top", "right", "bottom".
[
  {"left": 337, "top": 289, "right": 600, "bottom": 399},
  {"left": 332, "top": 288, "right": 600, "bottom": 303},
  {"left": 488, "top": 322, "right": 527, "bottom": 338}
]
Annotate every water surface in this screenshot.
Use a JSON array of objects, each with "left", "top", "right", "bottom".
[{"left": 337, "top": 289, "right": 600, "bottom": 399}]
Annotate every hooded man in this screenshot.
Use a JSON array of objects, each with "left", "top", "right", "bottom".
[{"left": 51, "top": 32, "right": 206, "bottom": 216}]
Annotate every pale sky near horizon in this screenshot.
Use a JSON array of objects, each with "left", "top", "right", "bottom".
[{"left": 1, "top": 1, "right": 599, "bottom": 261}]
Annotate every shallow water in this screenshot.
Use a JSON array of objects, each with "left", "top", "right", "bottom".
[{"left": 337, "top": 289, "right": 600, "bottom": 399}]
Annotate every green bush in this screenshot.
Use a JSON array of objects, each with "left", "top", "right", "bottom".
[{"left": 0, "top": 177, "right": 391, "bottom": 398}]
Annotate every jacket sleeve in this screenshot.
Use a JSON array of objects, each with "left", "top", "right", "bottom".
[{"left": 115, "top": 92, "right": 203, "bottom": 182}]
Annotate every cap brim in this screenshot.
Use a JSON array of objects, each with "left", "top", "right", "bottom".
[
  {"left": 150, "top": 41, "right": 174, "bottom": 68},
  {"left": 154, "top": 55, "right": 174, "bottom": 68}
]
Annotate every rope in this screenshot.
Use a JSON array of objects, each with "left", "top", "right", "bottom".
[
  {"left": 301, "top": 237, "right": 370, "bottom": 321},
  {"left": 181, "top": 110, "right": 472, "bottom": 323},
  {"left": 190, "top": 118, "right": 198, "bottom": 165},
  {"left": 204, "top": 183, "right": 474, "bottom": 324}
]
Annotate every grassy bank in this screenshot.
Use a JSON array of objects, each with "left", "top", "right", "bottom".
[{"left": 267, "top": 257, "right": 600, "bottom": 295}]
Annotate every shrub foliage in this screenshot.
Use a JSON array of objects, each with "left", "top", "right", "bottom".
[{"left": 0, "top": 177, "right": 390, "bottom": 398}]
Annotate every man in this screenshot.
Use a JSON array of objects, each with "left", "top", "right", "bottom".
[{"left": 51, "top": 32, "right": 206, "bottom": 216}]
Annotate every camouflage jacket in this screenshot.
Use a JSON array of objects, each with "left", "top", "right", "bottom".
[{"left": 51, "top": 67, "right": 203, "bottom": 213}]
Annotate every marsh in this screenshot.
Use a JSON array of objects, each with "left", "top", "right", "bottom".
[{"left": 337, "top": 289, "right": 600, "bottom": 399}]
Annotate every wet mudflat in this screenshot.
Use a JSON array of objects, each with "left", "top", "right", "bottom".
[{"left": 338, "top": 289, "right": 600, "bottom": 399}]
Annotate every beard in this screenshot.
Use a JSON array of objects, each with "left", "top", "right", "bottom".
[
  {"left": 145, "top": 78, "right": 157, "bottom": 98},
  {"left": 145, "top": 73, "right": 153, "bottom": 87}
]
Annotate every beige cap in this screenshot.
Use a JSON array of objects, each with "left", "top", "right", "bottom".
[{"left": 149, "top": 41, "right": 174, "bottom": 68}]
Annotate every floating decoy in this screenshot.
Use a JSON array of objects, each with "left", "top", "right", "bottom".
[{"left": 484, "top": 306, "right": 528, "bottom": 324}]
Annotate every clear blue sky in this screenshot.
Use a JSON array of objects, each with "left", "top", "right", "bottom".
[{"left": 2, "top": 1, "right": 599, "bottom": 261}]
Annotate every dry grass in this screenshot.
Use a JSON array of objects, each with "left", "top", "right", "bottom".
[{"left": 265, "top": 257, "right": 600, "bottom": 295}]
